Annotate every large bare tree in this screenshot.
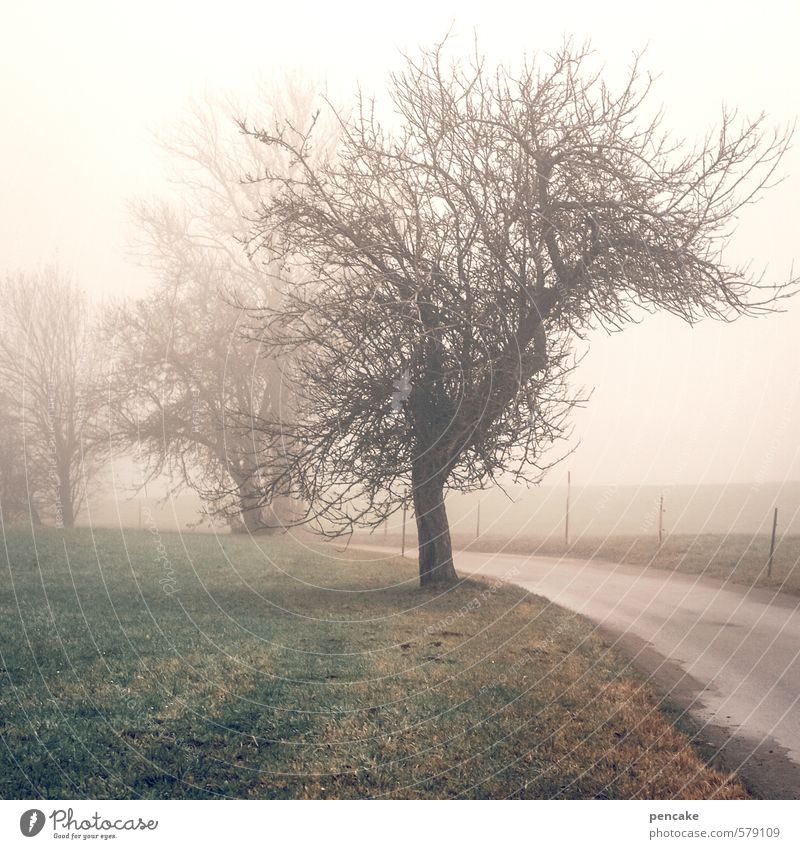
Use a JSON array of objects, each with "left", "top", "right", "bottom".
[
  {"left": 106, "top": 80, "right": 335, "bottom": 532},
  {"left": 237, "top": 41, "right": 794, "bottom": 585},
  {"left": 0, "top": 268, "right": 104, "bottom": 527}
]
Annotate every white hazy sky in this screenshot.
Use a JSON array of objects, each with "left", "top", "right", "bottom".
[{"left": 1, "top": 0, "right": 798, "bottom": 487}]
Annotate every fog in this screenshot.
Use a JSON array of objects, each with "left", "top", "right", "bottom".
[{"left": 2, "top": 0, "right": 799, "bottom": 521}]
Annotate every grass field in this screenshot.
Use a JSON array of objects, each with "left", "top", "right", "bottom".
[
  {"left": 452, "top": 532, "right": 800, "bottom": 594},
  {"left": 0, "top": 525, "right": 747, "bottom": 799}
]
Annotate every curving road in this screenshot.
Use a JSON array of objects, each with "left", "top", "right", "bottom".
[{"left": 357, "top": 544, "right": 800, "bottom": 797}]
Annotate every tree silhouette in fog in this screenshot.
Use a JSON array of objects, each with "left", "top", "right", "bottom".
[{"left": 239, "top": 40, "right": 794, "bottom": 585}]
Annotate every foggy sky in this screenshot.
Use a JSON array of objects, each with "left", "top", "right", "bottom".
[{"left": 2, "top": 0, "right": 798, "bottom": 488}]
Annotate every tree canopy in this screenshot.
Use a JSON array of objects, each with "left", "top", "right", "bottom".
[
  {"left": 105, "top": 81, "right": 335, "bottom": 532},
  {"left": 238, "top": 41, "right": 795, "bottom": 585}
]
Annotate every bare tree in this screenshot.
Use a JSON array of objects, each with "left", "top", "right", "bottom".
[
  {"left": 0, "top": 268, "right": 104, "bottom": 527},
  {"left": 105, "top": 248, "right": 281, "bottom": 533},
  {"left": 237, "top": 41, "right": 795, "bottom": 586},
  {"left": 0, "top": 397, "right": 41, "bottom": 524},
  {"left": 105, "top": 80, "right": 335, "bottom": 532}
]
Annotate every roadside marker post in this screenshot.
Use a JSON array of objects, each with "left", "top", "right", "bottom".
[
  {"left": 401, "top": 494, "right": 408, "bottom": 557},
  {"left": 564, "top": 471, "right": 571, "bottom": 548},
  {"left": 768, "top": 507, "right": 778, "bottom": 578}
]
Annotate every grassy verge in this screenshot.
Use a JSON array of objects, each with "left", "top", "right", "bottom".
[
  {"left": 452, "top": 532, "right": 800, "bottom": 595},
  {"left": 365, "top": 530, "right": 800, "bottom": 594},
  {"left": 1, "top": 526, "right": 746, "bottom": 799}
]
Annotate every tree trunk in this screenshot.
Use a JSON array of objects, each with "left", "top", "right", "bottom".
[
  {"left": 412, "top": 466, "right": 458, "bottom": 587},
  {"left": 235, "top": 489, "right": 265, "bottom": 534},
  {"left": 261, "top": 495, "right": 296, "bottom": 534},
  {"left": 58, "top": 472, "right": 74, "bottom": 528},
  {"left": 232, "top": 476, "right": 289, "bottom": 535}
]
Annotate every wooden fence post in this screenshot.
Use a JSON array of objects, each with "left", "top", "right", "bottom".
[{"left": 767, "top": 507, "right": 778, "bottom": 578}]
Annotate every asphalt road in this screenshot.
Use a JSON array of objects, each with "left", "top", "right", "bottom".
[{"left": 357, "top": 544, "right": 800, "bottom": 797}]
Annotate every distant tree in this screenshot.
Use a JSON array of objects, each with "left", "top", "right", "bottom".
[
  {"left": 237, "top": 41, "right": 795, "bottom": 586},
  {"left": 0, "top": 398, "right": 40, "bottom": 524},
  {"left": 106, "top": 80, "right": 336, "bottom": 532},
  {"left": 0, "top": 268, "right": 104, "bottom": 527}
]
